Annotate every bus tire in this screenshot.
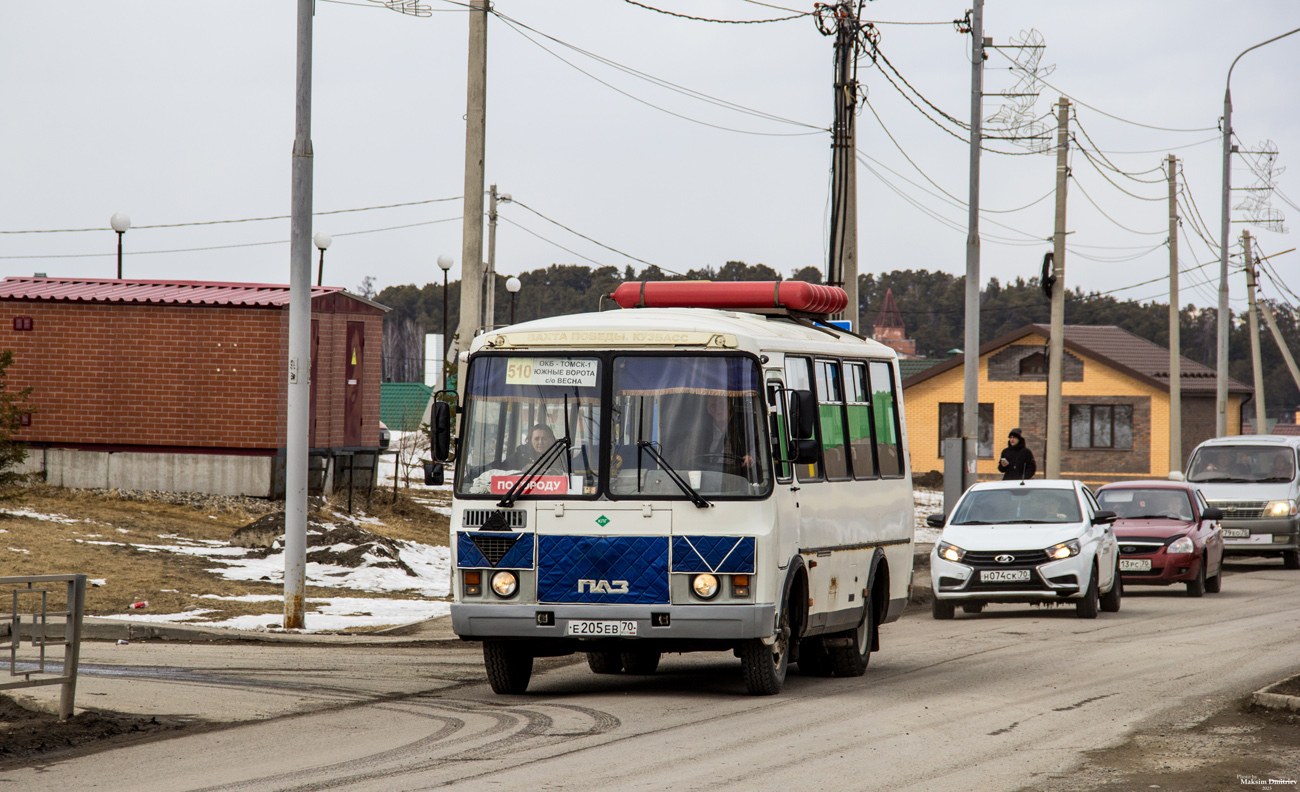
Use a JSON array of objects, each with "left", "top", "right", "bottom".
[
  {"left": 620, "top": 650, "right": 661, "bottom": 675},
  {"left": 740, "top": 605, "right": 790, "bottom": 695},
  {"left": 796, "top": 637, "right": 833, "bottom": 677},
  {"left": 828, "top": 592, "right": 873, "bottom": 678},
  {"left": 586, "top": 651, "right": 623, "bottom": 674},
  {"left": 484, "top": 640, "right": 533, "bottom": 694}
]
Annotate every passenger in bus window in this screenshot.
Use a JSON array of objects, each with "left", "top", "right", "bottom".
[
  {"left": 505, "top": 423, "right": 558, "bottom": 470},
  {"left": 703, "top": 394, "right": 753, "bottom": 475}
]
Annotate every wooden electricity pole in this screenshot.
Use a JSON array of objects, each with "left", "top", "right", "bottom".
[
  {"left": 1045, "top": 97, "right": 1069, "bottom": 480},
  {"left": 1167, "top": 155, "right": 1182, "bottom": 472}
]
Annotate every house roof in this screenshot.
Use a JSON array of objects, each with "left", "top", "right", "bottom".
[
  {"left": 0, "top": 277, "right": 388, "bottom": 311},
  {"left": 898, "top": 357, "right": 946, "bottom": 380},
  {"left": 901, "top": 323, "right": 1252, "bottom": 395},
  {"left": 380, "top": 382, "right": 433, "bottom": 431}
]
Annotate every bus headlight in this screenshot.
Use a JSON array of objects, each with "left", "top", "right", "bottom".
[
  {"left": 1265, "top": 500, "right": 1296, "bottom": 518},
  {"left": 491, "top": 571, "right": 519, "bottom": 598},
  {"left": 692, "top": 574, "right": 719, "bottom": 600}
]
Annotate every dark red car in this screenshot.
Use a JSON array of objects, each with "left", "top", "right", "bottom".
[{"left": 1095, "top": 481, "right": 1225, "bottom": 597}]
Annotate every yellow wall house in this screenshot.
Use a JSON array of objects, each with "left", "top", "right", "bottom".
[{"left": 901, "top": 324, "right": 1254, "bottom": 484}]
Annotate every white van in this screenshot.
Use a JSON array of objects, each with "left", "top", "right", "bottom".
[
  {"left": 1186, "top": 435, "right": 1300, "bottom": 569},
  {"left": 448, "top": 282, "right": 915, "bottom": 695}
]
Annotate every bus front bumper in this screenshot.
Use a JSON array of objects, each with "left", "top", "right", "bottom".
[{"left": 452, "top": 603, "right": 777, "bottom": 642}]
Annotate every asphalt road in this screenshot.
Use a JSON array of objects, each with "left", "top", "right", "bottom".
[{"left": 4, "top": 560, "right": 1299, "bottom": 792}]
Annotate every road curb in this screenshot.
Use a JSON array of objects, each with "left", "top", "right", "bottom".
[
  {"left": 1252, "top": 673, "right": 1300, "bottom": 712},
  {"left": 3, "top": 617, "right": 466, "bottom": 646}
]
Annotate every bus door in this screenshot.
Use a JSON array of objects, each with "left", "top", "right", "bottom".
[{"left": 767, "top": 375, "right": 800, "bottom": 568}]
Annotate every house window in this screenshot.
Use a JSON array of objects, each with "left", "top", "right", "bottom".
[
  {"left": 1069, "top": 404, "right": 1133, "bottom": 449},
  {"left": 1019, "top": 351, "right": 1047, "bottom": 375},
  {"left": 939, "top": 402, "right": 994, "bottom": 458}
]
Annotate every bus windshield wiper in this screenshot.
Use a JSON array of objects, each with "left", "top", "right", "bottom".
[
  {"left": 498, "top": 436, "right": 570, "bottom": 508},
  {"left": 637, "top": 441, "right": 710, "bottom": 509}
]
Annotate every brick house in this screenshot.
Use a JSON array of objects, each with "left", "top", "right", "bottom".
[
  {"left": 901, "top": 324, "right": 1254, "bottom": 484},
  {"left": 0, "top": 277, "right": 388, "bottom": 497}
]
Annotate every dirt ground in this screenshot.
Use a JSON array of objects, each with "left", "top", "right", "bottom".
[
  {"left": 0, "top": 484, "right": 449, "bottom": 622},
  {"left": 0, "top": 695, "right": 207, "bottom": 769}
]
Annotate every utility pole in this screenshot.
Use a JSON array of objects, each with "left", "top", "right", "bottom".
[
  {"left": 284, "top": 0, "right": 315, "bottom": 630},
  {"left": 1167, "top": 155, "right": 1182, "bottom": 472},
  {"left": 819, "top": 1, "right": 864, "bottom": 331},
  {"left": 1045, "top": 97, "right": 1069, "bottom": 480},
  {"left": 1260, "top": 299, "right": 1300, "bottom": 398},
  {"left": 961, "top": 0, "right": 985, "bottom": 489},
  {"left": 1244, "top": 231, "right": 1267, "bottom": 434},
  {"left": 485, "top": 185, "right": 512, "bottom": 329},
  {"left": 456, "top": 0, "right": 488, "bottom": 400}
]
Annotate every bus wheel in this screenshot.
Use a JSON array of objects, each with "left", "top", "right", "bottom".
[
  {"left": 620, "top": 650, "right": 661, "bottom": 675},
  {"left": 740, "top": 607, "right": 790, "bottom": 695},
  {"left": 829, "top": 592, "right": 873, "bottom": 677},
  {"left": 483, "top": 640, "right": 533, "bottom": 694},
  {"left": 586, "top": 651, "right": 623, "bottom": 674},
  {"left": 797, "top": 637, "right": 833, "bottom": 677}
]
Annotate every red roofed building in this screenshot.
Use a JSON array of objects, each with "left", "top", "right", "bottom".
[
  {"left": 0, "top": 277, "right": 388, "bottom": 497},
  {"left": 871, "top": 289, "right": 918, "bottom": 358}
]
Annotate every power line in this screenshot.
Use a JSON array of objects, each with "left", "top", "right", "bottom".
[
  {"left": 506, "top": 199, "right": 685, "bottom": 276},
  {"left": 1073, "top": 143, "right": 1165, "bottom": 202},
  {"left": 619, "top": 0, "right": 809, "bottom": 24},
  {"left": 1070, "top": 113, "right": 1166, "bottom": 183},
  {"left": 0, "top": 196, "right": 462, "bottom": 235},
  {"left": 1071, "top": 177, "right": 1166, "bottom": 236}
]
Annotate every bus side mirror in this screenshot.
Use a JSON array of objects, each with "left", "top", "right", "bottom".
[
  {"left": 431, "top": 401, "right": 452, "bottom": 462},
  {"left": 793, "top": 438, "right": 819, "bottom": 465},
  {"left": 790, "top": 389, "right": 817, "bottom": 441}
]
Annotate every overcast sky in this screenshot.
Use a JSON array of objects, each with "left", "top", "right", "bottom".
[{"left": 2, "top": 1, "right": 1297, "bottom": 321}]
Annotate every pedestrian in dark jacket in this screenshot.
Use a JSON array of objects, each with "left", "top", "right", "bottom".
[{"left": 998, "top": 428, "right": 1037, "bottom": 480}]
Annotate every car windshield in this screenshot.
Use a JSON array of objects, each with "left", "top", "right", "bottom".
[
  {"left": 609, "top": 355, "right": 771, "bottom": 498},
  {"left": 951, "top": 488, "right": 1081, "bottom": 525},
  {"left": 455, "top": 356, "right": 602, "bottom": 498},
  {"left": 1186, "top": 445, "right": 1296, "bottom": 483},
  {"left": 1097, "top": 488, "right": 1194, "bottom": 521}
]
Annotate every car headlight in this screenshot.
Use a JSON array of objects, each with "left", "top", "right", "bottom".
[
  {"left": 1265, "top": 500, "right": 1296, "bottom": 518},
  {"left": 692, "top": 573, "right": 719, "bottom": 599},
  {"left": 1046, "top": 539, "right": 1081, "bottom": 560},
  {"left": 1167, "top": 536, "right": 1195, "bottom": 554},
  {"left": 937, "top": 542, "right": 966, "bottom": 563},
  {"left": 491, "top": 570, "right": 518, "bottom": 597}
]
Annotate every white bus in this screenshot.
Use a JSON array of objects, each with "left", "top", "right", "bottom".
[{"left": 449, "top": 282, "right": 914, "bottom": 695}]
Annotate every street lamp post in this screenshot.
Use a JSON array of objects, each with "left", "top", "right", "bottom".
[
  {"left": 438, "top": 254, "right": 454, "bottom": 391},
  {"left": 110, "top": 212, "right": 131, "bottom": 278},
  {"left": 506, "top": 276, "right": 521, "bottom": 325},
  {"left": 313, "top": 232, "right": 332, "bottom": 286},
  {"left": 1217, "top": 27, "right": 1300, "bottom": 436}
]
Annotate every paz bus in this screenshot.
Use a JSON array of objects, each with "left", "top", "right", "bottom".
[{"left": 448, "top": 281, "right": 915, "bottom": 695}]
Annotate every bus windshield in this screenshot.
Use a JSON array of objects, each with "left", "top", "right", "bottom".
[
  {"left": 609, "top": 355, "right": 771, "bottom": 498},
  {"left": 456, "top": 356, "right": 602, "bottom": 498},
  {"left": 1187, "top": 445, "right": 1296, "bottom": 483}
]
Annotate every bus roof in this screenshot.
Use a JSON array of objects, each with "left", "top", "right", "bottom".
[{"left": 471, "top": 307, "right": 900, "bottom": 360}]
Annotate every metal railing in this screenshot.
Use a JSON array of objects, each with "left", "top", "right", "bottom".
[{"left": 2, "top": 574, "right": 86, "bottom": 721}]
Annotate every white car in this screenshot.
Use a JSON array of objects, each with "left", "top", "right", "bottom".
[{"left": 928, "top": 479, "right": 1122, "bottom": 619}]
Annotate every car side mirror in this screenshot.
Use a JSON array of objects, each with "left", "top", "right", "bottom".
[
  {"left": 430, "top": 400, "right": 452, "bottom": 462},
  {"left": 926, "top": 513, "right": 945, "bottom": 528},
  {"left": 789, "top": 389, "right": 817, "bottom": 441},
  {"left": 1201, "top": 507, "right": 1223, "bottom": 521},
  {"left": 1093, "top": 510, "right": 1117, "bottom": 525}
]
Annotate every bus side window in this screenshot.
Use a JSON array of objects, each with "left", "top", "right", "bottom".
[
  {"left": 767, "top": 380, "right": 792, "bottom": 482},
  {"left": 784, "top": 356, "right": 823, "bottom": 482},
  {"left": 868, "top": 361, "right": 904, "bottom": 478},
  {"left": 845, "top": 362, "right": 877, "bottom": 479},
  {"left": 816, "top": 359, "right": 849, "bottom": 480}
]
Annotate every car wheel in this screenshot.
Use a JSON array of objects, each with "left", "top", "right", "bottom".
[
  {"left": 1075, "top": 566, "right": 1099, "bottom": 619},
  {"left": 586, "top": 651, "right": 623, "bottom": 674},
  {"left": 797, "top": 637, "right": 834, "bottom": 677},
  {"left": 1284, "top": 550, "right": 1300, "bottom": 570},
  {"left": 740, "top": 604, "right": 789, "bottom": 695},
  {"left": 483, "top": 640, "right": 533, "bottom": 695},
  {"left": 1100, "top": 561, "right": 1122, "bottom": 613},
  {"left": 620, "top": 650, "right": 661, "bottom": 675},
  {"left": 1205, "top": 566, "right": 1222, "bottom": 594},
  {"left": 828, "top": 594, "right": 874, "bottom": 678},
  {"left": 932, "top": 598, "right": 956, "bottom": 620},
  {"left": 961, "top": 602, "right": 986, "bottom": 615},
  {"left": 1186, "top": 561, "right": 1205, "bottom": 598}
]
